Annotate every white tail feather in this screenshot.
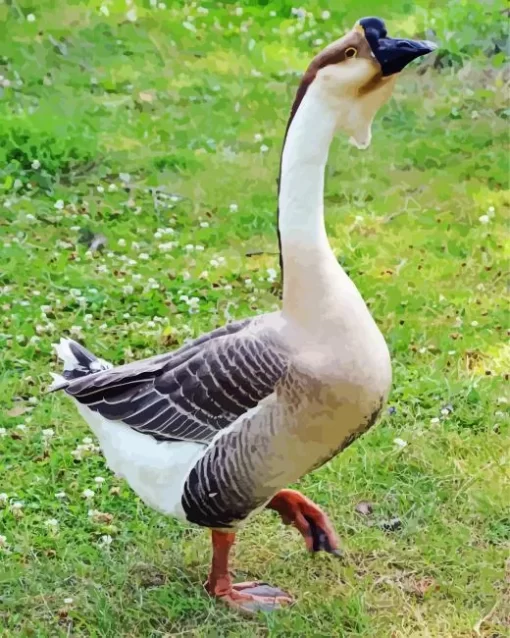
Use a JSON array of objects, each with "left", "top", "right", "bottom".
[
  {"left": 53, "top": 338, "right": 80, "bottom": 371},
  {"left": 48, "top": 372, "right": 68, "bottom": 392}
]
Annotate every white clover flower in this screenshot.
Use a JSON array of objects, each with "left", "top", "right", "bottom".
[
  {"left": 394, "top": 438, "right": 407, "bottom": 449},
  {"left": 430, "top": 417, "right": 440, "bottom": 424},
  {"left": 0, "top": 428, "right": 6, "bottom": 438},
  {"left": 260, "top": 144, "right": 269, "bottom": 153},
  {"left": 229, "top": 203, "right": 238, "bottom": 213},
  {"left": 94, "top": 476, "right": 105, "bottom": 485},
  {"left": 267, "top": 268, "right": 277, "bottom": 282},
  {"left": 478, "top": 215, "right": 490, "bottom": 224},
  {"left": 0, "top": 493, "right": 8, "bottom": 503},
  {"left": 45, "top": 518, "right": 59, "bottom": 527},
  {"left": 55, "top": 492, "right": 66, "bottom": 499},
  {"left": 321, "top": 10, "right": 331, "bottom": 20},
  {"left": 98, "top": 534, "right": 113, "bottom": 547},
  {"left": 82, "top": 489, "right": 95, "bottom": 499},
  {"left": 234, "top": 7, "right": 243, "bottom": 16},
  {"left": 42, "top": 428, "right": 54, "bottom": 438},
  {"left": 254, "top": 133, "right": 263, "bottom": 143},
  {"left": 54, "top": 200, "right": 64, "bottom": 210},
  {"left": 159, "top": 242, "right": 176, "bottom": 252},
  {"left": 31, "top": 159, "right": 41, "bottom": 170},
  {"left": 291, "top": 7, "right": 306, "bottom": 19},
  {"left": 63, "top": 598, "right": 74, "bottom": 605},
  {"left": 126, "top": 8, "right": 137, "bottom": 22},
  {"left": 200, "top": 221, "right": 209, "bottom": 228},
  {"left": 26, "top": 13, "right": 36, "bottom": 22}
]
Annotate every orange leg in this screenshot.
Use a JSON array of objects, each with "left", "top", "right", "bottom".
[
  {"left": 205, "top": 530, "right": 293, "bottom": 614},
  {"left": 267, "top": 489, "right": 342, "bottom": 556}
]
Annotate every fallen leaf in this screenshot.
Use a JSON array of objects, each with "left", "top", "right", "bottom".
[
  {"left": 413, "top": 577, "right": 437, "bottom": 597},
  {"left": 7, "top": 406, "right": 30, "bottom": 418},
  {"left": 355, "top": 501, "right": 373, "bottom": 516},
  {"left": 138, "top": 91, "right": 155, "bottom": 103}
]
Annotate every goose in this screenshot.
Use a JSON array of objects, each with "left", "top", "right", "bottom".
[{"left": 49, "top": 17, "right": 435, "bottom": 614}]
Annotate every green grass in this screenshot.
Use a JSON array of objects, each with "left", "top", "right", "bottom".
[{"left": 1, "top": 1, "right": 509, "bottom": 636}]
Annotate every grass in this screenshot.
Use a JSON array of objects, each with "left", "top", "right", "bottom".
[{"left": 0, "top": 1, "right": 509, "bottom": 636}]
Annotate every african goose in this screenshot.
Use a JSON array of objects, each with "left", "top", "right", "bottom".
[{"left": 50, "top": 17, "right": 435, "bottom": 614}]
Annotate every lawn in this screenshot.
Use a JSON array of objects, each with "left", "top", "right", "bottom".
[{"left": 0, "top": 1, "right": 509, "bottom": 636}]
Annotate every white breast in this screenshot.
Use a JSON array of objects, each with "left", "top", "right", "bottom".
[{"left": 75, "top": 403, "right": 206, "bottom": 520}]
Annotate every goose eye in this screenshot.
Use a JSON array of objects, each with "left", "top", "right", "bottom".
[{"left": 345, "top": 47, "right": 357, "bottom": 59}]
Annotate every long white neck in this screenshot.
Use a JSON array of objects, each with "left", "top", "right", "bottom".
[
  {"left": 279, "top": 83, "right": 356, "bottom": 323},
  {"left": 279, "top": 83, "right": 336, "bottom": 251}
]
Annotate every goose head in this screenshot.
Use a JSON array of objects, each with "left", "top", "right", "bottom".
[{"left": 298, "top": 17, "right": 436, "bottom": 149}]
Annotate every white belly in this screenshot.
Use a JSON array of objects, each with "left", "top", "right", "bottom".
[{"left": 74, "top": 403, "right": 206, "bottom": 520}]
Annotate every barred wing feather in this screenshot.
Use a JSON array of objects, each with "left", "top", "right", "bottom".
[{"left": 64, "top": 320, "right": 289, "bottom": 445}]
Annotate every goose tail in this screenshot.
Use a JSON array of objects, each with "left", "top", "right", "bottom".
[{"left": 48, "top": 338, "right": 112, "bottom": 392}]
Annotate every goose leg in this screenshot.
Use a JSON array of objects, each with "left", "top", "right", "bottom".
[
  {"left": 267, "top": 489, "right": 343, "bottom": 556},
  {"left": 205, "top": 530, "right": 294, "bottom": 614}
]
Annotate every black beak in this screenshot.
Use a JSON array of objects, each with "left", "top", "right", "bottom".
[
  {"left": 359, "top": 17, "right": 437, "bottom": 77},
  {"left": 374, "top": 38, "right": 437, "bottom": 76}
]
